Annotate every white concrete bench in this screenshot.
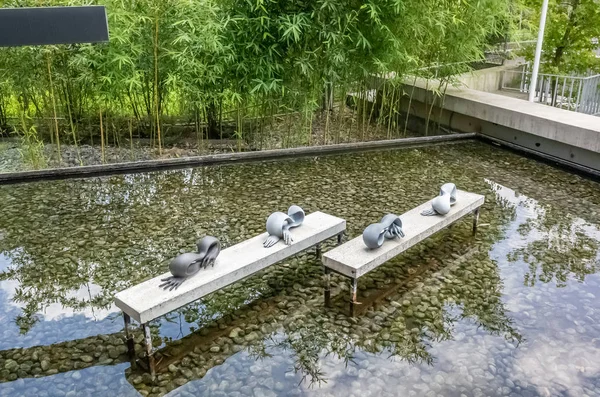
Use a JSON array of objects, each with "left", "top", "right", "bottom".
[
  {"left": 114, "top": 211, "right": 345, "bottom": 374},
  {"left": 322, "top": 190, "right": 484, "bottom": 315}
]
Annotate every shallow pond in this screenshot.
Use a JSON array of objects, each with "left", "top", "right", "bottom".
[{"left": 0, "top": 140, "right": 599, "bottom": 397}]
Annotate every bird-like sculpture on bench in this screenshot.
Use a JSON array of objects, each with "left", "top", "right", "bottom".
[
  {"left": 421, "top": 183, "right": 457, "bottom": 216},
  {"left": 362, "top": 213, "right": 405, "bottom": 249},
  {"left": 159, "top": 236, "right": 221, "bottom": 291},
  {"left": 263, "top": 205, "right": 305, "bottom": 248}
]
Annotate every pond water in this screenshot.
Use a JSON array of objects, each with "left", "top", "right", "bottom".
[{"left": 0, "top": 140, "right": 599, "bottom": 397}]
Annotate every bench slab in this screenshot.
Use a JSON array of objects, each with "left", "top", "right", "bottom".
[
  {"left": 115, "top": 211, "right": 345, "bottom": 323},
  {"left": 322, "top": 190, "right": 484, "bottom": 279}
]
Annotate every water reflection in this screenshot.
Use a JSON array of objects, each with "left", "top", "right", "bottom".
[
  {"left": 0, "top": 363, "right": 138, "bottom": 397},
  {"left": 488, "top": 179, "right": 600, "bottom": 396},
  {"left": 487, "top": 178, "right": 600, "bottom": 287},
  {"left": 0, "top": 141, "right": 599, "bottom": 396}
]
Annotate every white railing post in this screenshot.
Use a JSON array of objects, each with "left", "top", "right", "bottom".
[{"left": 529, "top": 0, "right": 550, "bottom": 102}]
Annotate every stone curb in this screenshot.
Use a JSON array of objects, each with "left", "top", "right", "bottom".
[{"left": 0, "top": 134, "right": 476, "bottom": 185}]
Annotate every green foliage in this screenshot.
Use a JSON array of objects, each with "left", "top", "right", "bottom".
[
  {"left": 521, "top": 0, "right": 600, "bottom": 74},
  {"left": 0, "top": 0, "right": 510, "bottom": 159},
  {"left": 18, "top": 123, "right": 47, "bottom": 170}
]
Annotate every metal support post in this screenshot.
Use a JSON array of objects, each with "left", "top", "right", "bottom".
[
  {"left": 142, "top": 323, "right": 156, "bottom": 377},
  {"left": 472, "top": 208, "right": 480, "bottom": 235},
  {"left": 324, "top": 267, "right": 331, "bottom": 307},
  {"left": 123, "top": 313, "right": 135, "bottom": 361},
  {"left": 349, "top": 278, "right": 359, "bottom": 317}
]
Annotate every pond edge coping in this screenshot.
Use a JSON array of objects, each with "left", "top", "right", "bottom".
[
  {"left": 0, "top": 133, "right": 475, "bottom": 185},
  {"left": 477, "top": 134, "right": 600, "bottom": 180}
]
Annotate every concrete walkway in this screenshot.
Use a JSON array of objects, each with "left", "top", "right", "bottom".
[{"left": 397, "top": 78, "right": 600, "bottom": 172}]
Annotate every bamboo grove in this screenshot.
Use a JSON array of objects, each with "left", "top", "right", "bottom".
[{"left": 0, "top": 0, "right": 511, "bottom": 165}]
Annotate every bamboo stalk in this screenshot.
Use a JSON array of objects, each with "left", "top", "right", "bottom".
[
  {"left": 423, "top": 78, "right": 430, "bottom": 136},
  {"left": 403, "top": 76, "right": 418, "bottom": 137},
  {"left": 325, "top": 103, "right": 330, "bottom": 145},
  {"left": 219, "top": 97, "right": 223, "bottom": 140},
  {"left": 337, "top": 85, "right": 345, "bottom": 144},
  {"left": 361, "top": 81, "right": 366, "bottom": 140},
  {"left": 236, "top": 104, "right": 243, "bottom": 152},
  {"left": 202, "top": 104, "right": 207, "bottom": 150},
  {"left": 378, "top": 80, "right": 388, "bottom": 138},
  {"left": 195, "top": 108, "right": 201, "bottom": 153},
  {"left": 435, "top": 80, "right": 449, "bottom": 133},
  {"left": 129, "top": 118, "right": 134, "bottom": 161},
  {"left": 99, "top": 107, "right": 105, "bottom": 164},
  {"left": 46, "top": 54, "right": 61, "bottom": 164},
  {"left": 425, "top": 80, "right": 443, "bottom": 136},
  {"left": 154, "top": 11, "right": 162, "bottom": 155},
  {"left": 387, "top": 86, "right": 395, "bottom": 138},
  {"left": 88, "top": 117, "right": 93, "bottom": 149},
  {"left": 65, "top": 89, "right": 82, "bottom": 166}
]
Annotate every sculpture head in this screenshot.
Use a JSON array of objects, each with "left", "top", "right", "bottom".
[
  {"left": 430, "top": 195, "right": 452, "bottom": 215},
  {"left": 421, "top": 183, "right": 458, "bottom": 216},
  {"left": 440, "top": 183, "right": 457, "bottom": 205},
  {"left": 169, "top": 252, "right": 203, "bottom": 278},
  {"left": 266, "top": 212, "right": 292, "bottom": 238},
  {"left": 263, "top": 205, "right": 305, "bottom": 248},
  {"left": 196, "top": 236, "right": 220, "bottom": 253},
  {"left": 161, "top": 236, "right": 221, "bottom": 290},
  {"left": 363, "top": 223, "right": 386, "bottom": 249}
]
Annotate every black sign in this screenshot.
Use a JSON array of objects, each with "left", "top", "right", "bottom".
[{"left": 0, "top": 6, "right": 109, "bottom": 47}]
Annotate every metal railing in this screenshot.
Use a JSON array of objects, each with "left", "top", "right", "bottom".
[{"left": 502, "top": 67, "right": 600, "bottom": 115}]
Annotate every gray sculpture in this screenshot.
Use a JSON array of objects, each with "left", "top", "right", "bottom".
[
  {"left": 159, "top": 236, "right": 221, "bottom": 291},
  {"left": 263, "top": 205, "right": 305, "bottom": 248},
  {"left": 421, "top": 183, "right": 457, "bottom": 216},
  {"left": 362, "top": 214, "right": 405, "bottom": 249}
]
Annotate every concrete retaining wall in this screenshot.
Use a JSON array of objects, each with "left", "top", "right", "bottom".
[{"left": 376, "top": 77, "right": 600, "bottom": 172}]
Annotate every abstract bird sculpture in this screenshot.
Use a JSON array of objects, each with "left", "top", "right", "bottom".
[
  {"left": 263, "top": 205, "right": 305, "bottom": 248},
  {"left": 362, "top": 213, "right": 405, "bottom": 249},
  {"left": 159, "top": 236, "right": 221, "bottom": 291},
  {"left": 421, "top": 183, "right": 457, "bottom": 216}
]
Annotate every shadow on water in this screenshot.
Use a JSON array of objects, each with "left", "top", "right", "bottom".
[{"left": 0, "top": 141, "right": 599, "bottom": 396}]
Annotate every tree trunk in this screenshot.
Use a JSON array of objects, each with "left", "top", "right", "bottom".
[{"left": 552, "top": 0, "right": 580, "bottom": 70}]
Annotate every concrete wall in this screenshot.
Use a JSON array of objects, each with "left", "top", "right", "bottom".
[
  {"left": 455, "top": 65, "right": 504, "bottom": 92},
  {"left": 454, "top": 64, "right": 525, "bottom": 93},
  {"left": 405, "top": 80, "right": 600, "bottom": 171},
  {"left": 368, "top": 74, "right": 600, "bottom": 172}
]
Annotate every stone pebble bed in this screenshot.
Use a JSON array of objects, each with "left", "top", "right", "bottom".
[{"left": 0, "top": 141, "right": 598, "bottom": 396}]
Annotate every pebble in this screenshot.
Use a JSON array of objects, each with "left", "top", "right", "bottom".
[
  {"left": 80, "top": 355, "right": 94, "bottom": 363},
  {"left": 253, "top": 387, "right": 276, "bottom": 397}
]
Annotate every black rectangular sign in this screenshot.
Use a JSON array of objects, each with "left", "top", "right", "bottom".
[{"left": 0, "top": 6, "right": 109, "bottom": 47}]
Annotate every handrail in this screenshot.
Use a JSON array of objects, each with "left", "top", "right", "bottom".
[{"left": 501, "top": 68, "right": 600, "bottom": 115}]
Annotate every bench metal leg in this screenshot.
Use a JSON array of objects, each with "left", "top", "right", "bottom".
[
  {"left": 323, "top": 267, "right": 331, "bottom": 307},
  {"left": 123, "top": 313, "right": 135, "bottom": 361},
  {"left": 142, "top": 323, "right": 156, "bottom": 377},
  {"left": 350, "top": 278, "right": 359, "bottom": 317},
  {"left": 472, "top": 208, "right": 480, "bottom": 235},
  {"left": 337, "top": 232, "right": 343, "bottom": 245},
  {"left": 316, "top": 243, "right": 321, "bottom": 259}
]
